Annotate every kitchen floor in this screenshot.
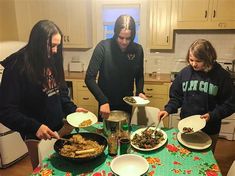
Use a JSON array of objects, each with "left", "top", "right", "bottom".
[{"left": 0, "top": 138, "right": 234, "bottom": 176}]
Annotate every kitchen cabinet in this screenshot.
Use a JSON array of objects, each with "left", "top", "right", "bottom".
[
  {"left": 144, "top": 82, "right": 170, "bottom": 127},
  {"left": 65, "top": 72, "right": 171, "bottom": 127},
  {"left": 149, "top": 0, "right": 174, "bottom": 49},
  {"left": 0, "top": 0, "right": 18, "bottom": 41},
  {"left": 14, "top": 0, "right": 93, "bottom": 49},
  {"left": 66, "top": 79, "right": 98, "bottom": 116},
  {"left": 219, "top": 114, "right": 235, "bottom": 140},
  {"left": 176, "top": 0, "right": 235, "bottom": 29}
]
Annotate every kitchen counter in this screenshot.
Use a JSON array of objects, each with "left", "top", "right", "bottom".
[
  {"left": 64, "top": 71, "right": 86, "bottom": 80},
  {"left": 64, "top": 71, "right": 171, "bottom": 83}
]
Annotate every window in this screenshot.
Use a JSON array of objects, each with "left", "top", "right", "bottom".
[{"left": 102, "top": 6, "right": 140, "bottom": 43}]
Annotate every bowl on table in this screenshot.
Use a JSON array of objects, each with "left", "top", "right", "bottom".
[{"left": 110, "top": 154, "right": 149, "bottom": 176}]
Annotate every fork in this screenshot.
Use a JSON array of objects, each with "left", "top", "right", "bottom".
[
  {"left": 143, "top": 122, "right": 155, "bottom": 132},
  {"left": 152, "top": 118, "right": 162, "bottom": 138}
]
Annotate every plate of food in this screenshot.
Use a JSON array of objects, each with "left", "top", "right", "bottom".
[
  {"left": 123, "top": 96, "right": 150, "bottom": 106},
  {"left": 130, "top": 127, "right": 167, "bottom": 151},
  {"left": 178, "top": 115, "right": 206, "bottom": 134},
  {"left": 177, "top": 131, "right": 212, "bottom": 150},
  {"left": 66, "top": 111, "right": 97, "bottom": 128}
]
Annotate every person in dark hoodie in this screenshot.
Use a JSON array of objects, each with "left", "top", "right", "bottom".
[
  {"left": 0, "top": 20, "right": 87, "bottom": 168},
  {"left": 85, "top": 15, "right": 146, "bottom": 121},
  {"left": 158, "top": 39, "right": 235, "bottom": 153}
]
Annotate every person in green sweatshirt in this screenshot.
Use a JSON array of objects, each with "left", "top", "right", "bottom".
[{"left": 159, "top": 39, "right": 235, "bottom": 153}]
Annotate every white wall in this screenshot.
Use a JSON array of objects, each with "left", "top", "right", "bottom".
[{"left": 63, "top": 0, "right": 235, "bottom": 74}]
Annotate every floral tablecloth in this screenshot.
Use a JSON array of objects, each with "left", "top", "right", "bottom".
[{"left": 31, "top": 123, "right": 221, "bottom": 176}]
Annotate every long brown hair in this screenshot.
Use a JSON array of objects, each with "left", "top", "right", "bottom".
[{"left": 186, "top": 39, "right": 217, "bottom": 68}]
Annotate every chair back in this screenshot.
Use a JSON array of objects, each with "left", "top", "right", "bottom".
[
  {"left": 38, "top": 138, "right": 57, "bottom": 166},
  {"left": 227, "top": 160, "right": 235, "bottom": 176},
  {"left": 131, "top": 106, "right": 163, "bottom": 127}
]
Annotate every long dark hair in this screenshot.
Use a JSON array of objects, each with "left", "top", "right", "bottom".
[
  {"left": 113, "top": 15, "right": 136, "bottom": 42},
  {"left": 22, "top": 20, "right": 65, "bottom": 87}
]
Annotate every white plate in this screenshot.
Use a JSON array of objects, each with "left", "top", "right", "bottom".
[
  {"left": 178, "top": 115, "right": 206, "bottom": 134},
  {"left": 66, "top": 111, "right": 97, "bottom": 128},
  {"left": 177, "top": 131, "right": 212, "bottom": 150},
  {"left": 110, "top": 154, "right": 149, "bottom": 176},
  {"left": 130, "top": 127, "right": 168, "bottom": 151},
  {"left": 123, "top": 96, "right": 150, "bottom": 106}
]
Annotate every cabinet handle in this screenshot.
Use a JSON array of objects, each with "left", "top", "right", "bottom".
[
  {"left": 146, "top": 95, "right": 153, "bottom": 98},
  {"left": 82, "top": 85, "right": 87, "bottom": 88},
  {"left": 166, "top": 36, "right": 169, "bottom": 43},
  {"left": 67, "top": 36, "right": 70, "bottom": 42},
  {"left": 213, "top": 10, "right": 216, "bottom": 18},
  {"left": 83, "top": 97, "right": 89, "bottom": 100},
  {"left": 205, "top": 10, "right": 207, "bottom": 18},
  {"left": 64, "top": 36, "right": 66, "bottom": 42},
  {"left": 146, "top": 88, "right": 153, "bottom": 91}
]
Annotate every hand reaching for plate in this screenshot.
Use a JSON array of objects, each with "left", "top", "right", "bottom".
[
  {"left": 76, "top": 107, "right": 88, "bottom": 113},
  {"left": 139, "top": 93, "right": 147, "bottom": 100},
  {"left": 200, "top": 113, "right": 210, "bottom": 122}
]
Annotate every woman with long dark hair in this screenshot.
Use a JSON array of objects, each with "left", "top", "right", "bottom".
[
  {"left": 0, "top": 20, "right": 87, "bottom": 168},
  {"left": 85, "top": 15, "right": 146, "bottom": 121}
]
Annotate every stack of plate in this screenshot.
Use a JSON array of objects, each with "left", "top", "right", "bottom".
[{"left": 177, "top": 115, "right": 212, "bottom": 150}]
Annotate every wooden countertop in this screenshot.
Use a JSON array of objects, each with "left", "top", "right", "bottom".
[
  {"left": 64, "top": 71, "right": 171, "bottom": 83},
  {"left": 65, "top": 71, "right": 86, "bottom": 80}
]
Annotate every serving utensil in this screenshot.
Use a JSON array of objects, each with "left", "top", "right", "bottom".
[
  {"left": 75, "top": 148, "right": 96, "bottom": 155},
  {"left": 53, "top": 137, "right": 72, "bottom": 143},
  {"left": 143, "top": 122, "right": 155, "bottom": 132},
  {"left": 59, "top": 137, "right": 72, "bottom": 142},
  {"left": 152, "top": 118, "right": 162, "bottom": 138}
]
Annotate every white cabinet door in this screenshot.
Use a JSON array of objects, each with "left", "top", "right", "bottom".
[
  {"left": 177, "top": 0, "right": 210, "bottom": 22},
  {"left": 149, "top": 0, "right": 173, "bottom": 49},
  {"left": 176, "top": 0, "right": 235, "bottom": 29},
  {"left": 64, "top": 0, "right": 93, "bottom": 48},
  {"left": 212, "top": 0, "right": 235, "bottom": 21},
  {"left": 14, "top": 0, "right": 93, "bottom": 48}
]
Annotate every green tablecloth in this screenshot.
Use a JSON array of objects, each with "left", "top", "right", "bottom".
[{"left": 31, "top": 123, "right": 221, "bottom": 176}]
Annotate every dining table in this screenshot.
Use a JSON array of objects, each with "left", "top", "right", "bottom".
[{"left": 31, "top": 122, "right": 222, "bottom": 176}]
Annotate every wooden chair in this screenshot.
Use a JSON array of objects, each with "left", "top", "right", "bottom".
[
  {"left": 227, "top": 160, "right": 235, "bottom": 176},
  {"left": 38, "top": 139, "right": 57, "bottom": 166}
]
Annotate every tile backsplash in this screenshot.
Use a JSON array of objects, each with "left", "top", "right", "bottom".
[{"left": 64, "top": 31, "right": 235, "bottom": 74}]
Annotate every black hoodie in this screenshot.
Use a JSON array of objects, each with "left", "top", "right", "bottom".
[
  {"left": 165, "top": 62, "right": 235, "bottom": 134},
  {"left": 0, "top": 49, "right": 77, "bottom": 139},
  {"left": 85, "top": 38, "right": 144, "bottom": 108}
]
